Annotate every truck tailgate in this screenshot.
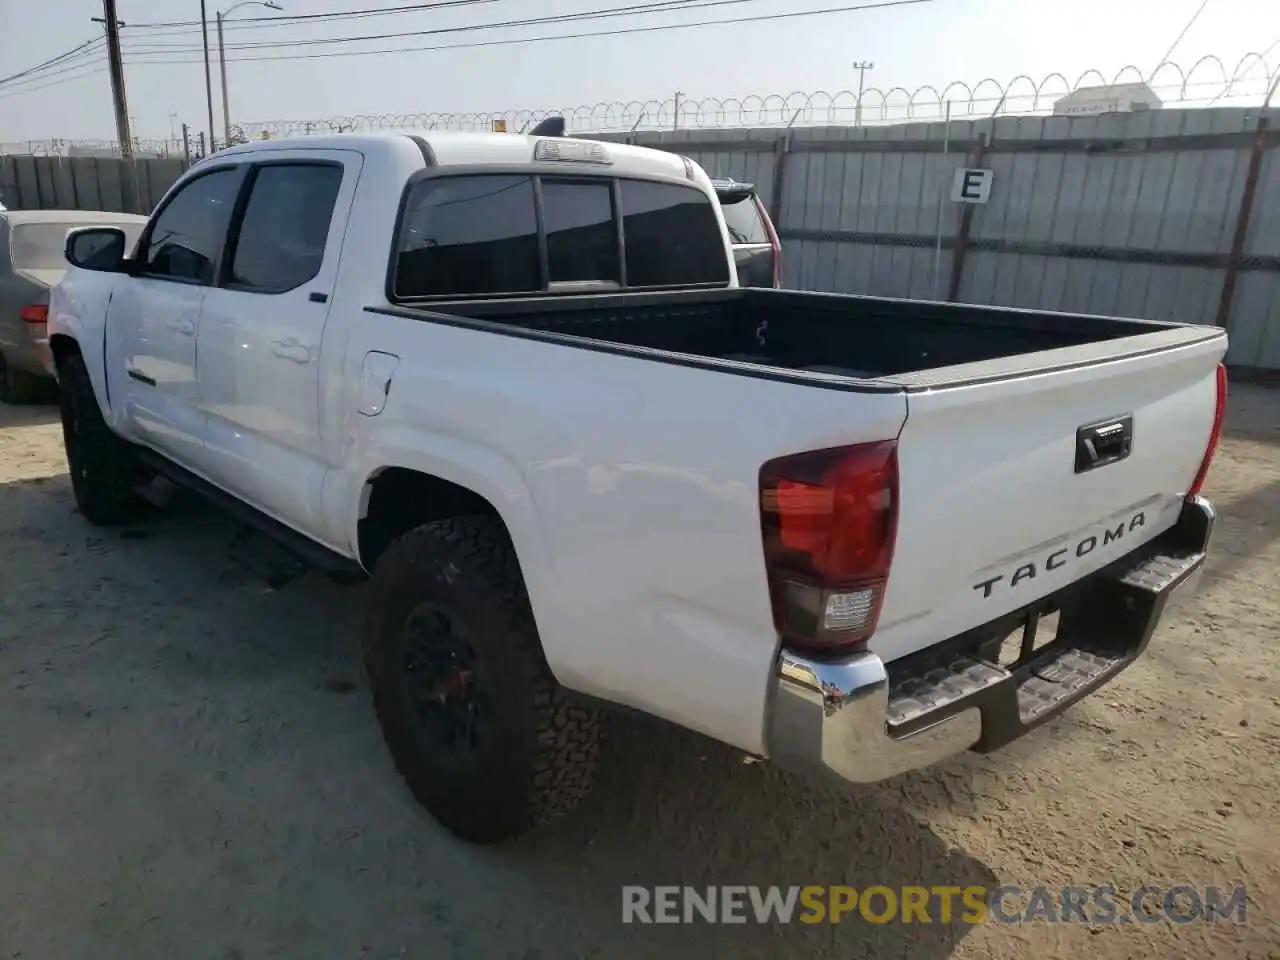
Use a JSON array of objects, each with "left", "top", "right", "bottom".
[{"left": 872, "top": 328, "right": 1227, "bottom": 665}]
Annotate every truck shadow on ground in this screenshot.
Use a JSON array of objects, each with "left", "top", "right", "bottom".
[
  {"left": 1199, "top": 476, "right": 1280, "bottom": 592},
  {"left": 0, "top": 399, "right": 60, "bottom": 428},
  {"left": 1223, "top": 381, "right": 1280, "bottom": 448},
  {"left": 516, "top": 714, "right": 1000, "bottom": 958},
  {"left": 0, "top": 475, "right": 997, "bottom": 960}
]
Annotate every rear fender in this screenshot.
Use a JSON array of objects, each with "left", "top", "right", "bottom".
[{"left": 335, "top": 428, "right": 560, "bottom": 660}]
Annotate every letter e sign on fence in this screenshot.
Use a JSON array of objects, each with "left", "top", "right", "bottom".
[{"left": 951, "top": 168, "right": 993, "bottom": 204}]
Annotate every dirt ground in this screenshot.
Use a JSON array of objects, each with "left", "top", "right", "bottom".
[{"left": 1, "top": 387, "right": 1277, "bottom": 960}]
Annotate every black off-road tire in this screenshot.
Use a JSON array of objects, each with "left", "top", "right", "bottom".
[
  {"left": 57, "top": 351, "right": 148, "bottom": 525},
  {"left": 0, "top": 351, "right": 43, "bottom": 405},
  {"left": 364, "top": 516, "right": 600, "bottom": 844}
]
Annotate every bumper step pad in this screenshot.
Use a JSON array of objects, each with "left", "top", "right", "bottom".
[
  {"left": 887, "top": 657, "right": 1008, "bottom": 729},
  {"left": 1115, "top": 549, "right": 1202, "bottom": 593},
  {"left": 883, "top": 525, "right": 1209, "bottom": 750},
  {"left": 1017, "top": 644, "right": 1127, "bottom": 723}
]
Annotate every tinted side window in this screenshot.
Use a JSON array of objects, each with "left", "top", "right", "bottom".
[
  {"left": 719, "top": 193, "right": 769, "bottom": 245},
  {"left": 140, "top": 169, "right": 241, "bottom": 284},
  {"left": 230, "top": 164, "right": 343, "bottom": 293},
  {"left": 542, "top": 179, "right": 619, "bottom": 284},
  {"left": 619, "top": 181, "right": 729, "bottom": 286},
  {"left": 395, "top": 175, "right": 540, "bottom": 298}
]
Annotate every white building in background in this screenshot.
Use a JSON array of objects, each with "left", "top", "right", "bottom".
[{"left": 1052, "top": 83, "right": 1164, "bottom": 117}]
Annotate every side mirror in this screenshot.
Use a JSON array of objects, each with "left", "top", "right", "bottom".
[{"left": 65, "top": 226, "right": 127, "bottom": 272}]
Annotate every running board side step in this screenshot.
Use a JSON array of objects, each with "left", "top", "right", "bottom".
[{"left": 130, "top": 446, "right": 367, "bottom": 584}]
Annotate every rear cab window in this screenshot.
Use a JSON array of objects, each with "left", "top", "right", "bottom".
[
  {"left": 395, "top": 175, "right": 541, "bottom": 297},
  {"left": 392, "top": 172, "right": 729, "bottom": 300},
  {"left": 542, "top": 180, "right": 619, "bottom": 286}
]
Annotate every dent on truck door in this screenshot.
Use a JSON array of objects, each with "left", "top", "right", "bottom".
[
  {"left": 114, "top": 165, "right": 244, "bottom": 467},
  {"left": 111, "top": 278, "right": 205, "bottom": 465}
]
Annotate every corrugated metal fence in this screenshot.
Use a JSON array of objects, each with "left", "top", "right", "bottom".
[
  {"left": 601, "top": 106, "right": 1280, "bottom": 371},
  {"left": 3, "top": 107, "right": 1278, "bottom": 368},
  {"left": 0, "top": 154, "right": 186, "bottom": 220}
]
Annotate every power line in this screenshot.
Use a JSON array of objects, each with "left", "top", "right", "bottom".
[
  {"left": 0, "top": 55, "right": 106, "bottom": 97},
  {"left": 116, "top": 0, "right": 516, "bottom": 30},
  {"left": 0, "top": 56, "right": 108, "bottom": 93},
  {"left": 0, "top": 64, "right": 108, "bottom": 100},
  {"left": 121, "top": 0, "right": 772, "bottom": 52},
  {"left": 120, "top": 0, "right": 938, "bottom": 65},
  {"left": 0, "top": 37, "right": 103, "bottom": 88},
  {"left": 1153, "top": 0, "right": 1211, "bottom": 74}
]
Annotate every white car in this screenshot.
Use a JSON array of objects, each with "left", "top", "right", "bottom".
[{"left": 48, "top": 130, "right": 1226, "bottom": 843}]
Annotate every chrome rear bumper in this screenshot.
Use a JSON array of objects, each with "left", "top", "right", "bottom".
[{"left": 767, "top": 495, "right": 1216, "bottom": 785}]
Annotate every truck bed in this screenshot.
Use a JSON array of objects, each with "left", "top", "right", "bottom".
[
  {"left": 392, "top": 287, "right": 1213, "bottom": 389},
  {"left": 372, "top": 282, "right": 1225, "bottom": 672}
]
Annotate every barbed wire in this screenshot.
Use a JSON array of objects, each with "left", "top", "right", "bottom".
[
  {"left": 234, "top": 53, "right": 1280, "bottom": 138},
  {"left": 0, "top": 137, "right": 189, "bottom": 158},
  {"left": 4, "top": 52, "right": 1278, "bottom": 156}
]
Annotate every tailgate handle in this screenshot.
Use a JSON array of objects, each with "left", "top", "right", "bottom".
[{"left": 1075, "top": 416, "right": 1133, "bottom": 473}]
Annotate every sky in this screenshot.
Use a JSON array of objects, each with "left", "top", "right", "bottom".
[{"left": 0, "top": 0, "right": 1277, "bottom": 147}]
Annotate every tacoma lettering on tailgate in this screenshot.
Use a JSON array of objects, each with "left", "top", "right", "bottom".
[{"left": 972, "top": 512, "right": 1147, "bottom": 599}]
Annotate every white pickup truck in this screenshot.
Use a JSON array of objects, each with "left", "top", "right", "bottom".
[{"left": 49, "top": 130, "right": 1226, "bottom": 844}]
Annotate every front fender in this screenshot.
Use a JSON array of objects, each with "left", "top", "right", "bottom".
[{"left": 47, "top": 268, "right": 118, "bottom": 418}]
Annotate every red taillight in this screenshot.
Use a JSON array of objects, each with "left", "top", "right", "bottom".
[
  {"left": 756, "top": 195, "right": 783, "bottom": 289},
  {"left": 1187, "top": 363, "right": 1227, "bottom": 498},
  {"left": 19, "top": 304, "right": 48, "bottom": 324},
  {"left": 759, "top": 440, "right": 899, "bottom": 653}
]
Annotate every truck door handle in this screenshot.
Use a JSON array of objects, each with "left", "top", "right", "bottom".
[
  {"left": 171, "top": 317, "right": 196, "bottom": 336},
  {"left": 269, "top": 339, "right": 312, "bottom": 364}
]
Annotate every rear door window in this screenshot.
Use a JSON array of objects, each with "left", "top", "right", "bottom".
[
  {"left": 719, "top": 192, "right": 769, "bottom": 245},
  {"left": 395, "top": 175, "right": 541, "bottom": 298},
  {"left": 228, "top": 163, "right": 343, "bottom": 293},
  {"left": 619, "top": 180, "right": 729, "bottom": 287}
]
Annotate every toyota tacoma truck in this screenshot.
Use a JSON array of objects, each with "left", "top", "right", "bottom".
[{"left": 47, "top": 130, "right": 1226, "bottom": 844}]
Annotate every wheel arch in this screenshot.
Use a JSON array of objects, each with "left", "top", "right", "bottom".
[{"left": 352, "top": 448, "right": 555, "bottom": 613}]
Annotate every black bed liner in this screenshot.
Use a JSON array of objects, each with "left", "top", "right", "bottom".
[{"left": 370, "top": 287, "right": 1222, "bottom": 391}]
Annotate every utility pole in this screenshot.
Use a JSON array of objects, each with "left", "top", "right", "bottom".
[
  {"left": 217, "top": 12, "right": 232, "bottom": 146},
  {"left": 96, "top": 1, "right": 133, "bottom": 159},
  {"left": 201, "top": 0, "right": 217, "bottom": 152},
  {"left": 182, "top": 123, "right": 192, "bottom": 164},
  {"left": 852, "top": 60, "right": 874, "bottom": 128},
  {"left": 214, "top": 4, "right": 283, "bottom": 149}
]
